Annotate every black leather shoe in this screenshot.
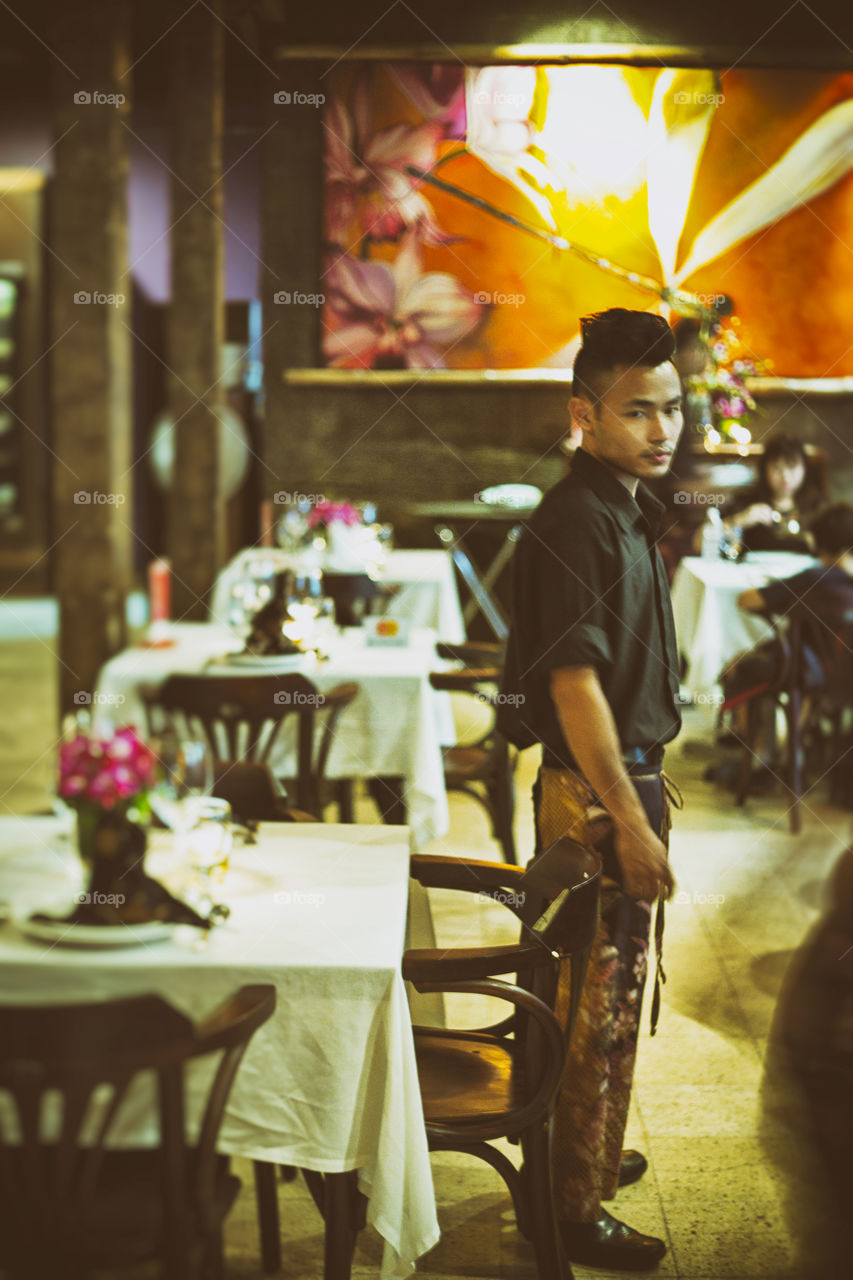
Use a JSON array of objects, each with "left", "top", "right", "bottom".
[
  {"left": 560, "top": 1208, "right": 667, "bottom": 1270},
  {"left": 618, "top": 1148, "right": 649, "bottom": 1187}
]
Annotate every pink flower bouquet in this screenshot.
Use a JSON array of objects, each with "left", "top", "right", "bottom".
[
  {"left": 306, "top": 501, "right": 363, "bottom": 529},
  {"left": 59, "top": 726, "right": 156, "bottom": 814}
]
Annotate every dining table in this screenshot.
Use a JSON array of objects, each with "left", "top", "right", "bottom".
[
  {"left": 95, "top": 622, "right": 455, "bottom": 852},
  {"left": 670, "top": 551, "right": 818, "bottom": 699},
  {"left": 210, "top": 547, "right": 466, "bottom": 644},
  {"left": 0, "top": 814, "right": 441, "bottom": 1279}
]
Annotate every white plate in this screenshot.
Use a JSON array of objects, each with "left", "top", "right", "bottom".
[
  {"left": 218, "top": 652, "right": 310, "bottom": 670},
  {"left": 744, "top": 552, "right": 815, "bottom": 568},
  {"left": 17, "top": 916, "right": 176, "bottom": 949},
  {"left": 477, "top": 483, "right": 541, "bottom": 509}
]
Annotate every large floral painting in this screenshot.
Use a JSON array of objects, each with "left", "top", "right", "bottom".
[{"left": 321, "top": 64, "right": 853, "bottom": 378}]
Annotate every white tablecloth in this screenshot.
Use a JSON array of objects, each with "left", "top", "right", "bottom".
[
  {"left": 210, "top": 548, "right": 465, "bottom": 643},
  {"left": 95, "top": 624, "right": 453, "bottom": 851},
  {"left": 0, "top": 816, "right": 440, "bottom": 1279},
  {"left": 671, "top": 553, "right": 817, "bottom": 697}
]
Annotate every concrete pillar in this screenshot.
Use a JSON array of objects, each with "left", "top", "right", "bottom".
[
  {"left": 166, "top": 0, "right": 227, "bottom": 619},
  {"left": 49, "top": 0, "right": 133, "bottom": 716}
]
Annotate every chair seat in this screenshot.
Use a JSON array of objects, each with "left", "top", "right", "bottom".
[
  {"left": 441, "top": 744, "right": 494, "bottom": 782},
  {"left": 414, "top": 1029, "right": 522, "bottom": 1126},
  {"left": 1, "top": 1150, "right": 240, "bottom": 1271}
]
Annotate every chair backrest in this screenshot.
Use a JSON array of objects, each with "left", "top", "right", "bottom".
[
  {"left": 787, "top": 583, "right": 853, "bottom": 703},
  {"left": 144, "top": 671, "right": 317, "bottom": 763},
  {"left": 405, "top": 851, "right": 601, "bottom": 1140},
  {"left": 0, "top": 984, "right": 275, "bottom": 1276},
  {"left": 143, "top": 672, "right": 359, "bottom": 816}
]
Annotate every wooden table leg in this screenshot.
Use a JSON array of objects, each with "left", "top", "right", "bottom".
[{"left": 323, "top": 1171, "right": 361, "bottom": 1280}]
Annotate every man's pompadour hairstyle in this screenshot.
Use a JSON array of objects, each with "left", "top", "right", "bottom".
[{"left": 572, "top": 308, "right": 677, "bottom": 403}]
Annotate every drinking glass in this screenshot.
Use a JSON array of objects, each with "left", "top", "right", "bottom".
[
  {"left": 185, "top": 797, "right": 233, "bottom": 886},
  {"left": 284, "top": 594, "right": 321, "bottom": 647},
  {"left": 149, "top": 734, "right": 213, "bottom": 833}
]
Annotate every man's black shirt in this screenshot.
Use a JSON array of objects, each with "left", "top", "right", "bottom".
[{"left": 498, "top": 449, "right": 682, "bottom": 766}]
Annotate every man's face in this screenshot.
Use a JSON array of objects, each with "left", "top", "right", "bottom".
[{"left": 572, "top": 362, "right": 684, "bottom": 483}]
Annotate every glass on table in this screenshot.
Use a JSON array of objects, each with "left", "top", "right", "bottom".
[
  {"left": 184, "top": 797, "right": 232, "bottom": 883},
  {"left": 283, "top": 593, "right": 322, "bottom": 647},
  {"left": 149, "top": 733, "right": 214, "bottom": 833},
  {"left": 227, "top": 557, "right": 278, "bottom": 636}
]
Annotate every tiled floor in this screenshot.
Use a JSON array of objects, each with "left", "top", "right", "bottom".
[{"left": 1, "top": 614, "right": 848, "bottom": 1279}]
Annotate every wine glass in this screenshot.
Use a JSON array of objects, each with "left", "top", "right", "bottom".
[
  {"left": 284, "top": 594, "right": 320, "bottom": 647},
  {"left": 184, "top": 797, "right": 233, "bottom": 907},
  {"left": 149, "top": 733, "right": 213, "bottom": 834}
]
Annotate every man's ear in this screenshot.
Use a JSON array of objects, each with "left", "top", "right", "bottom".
[{"left": 569, "top": 396, "right": 595, "bottom": 436}]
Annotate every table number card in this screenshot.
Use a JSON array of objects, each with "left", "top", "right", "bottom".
[{"left": 364, "top": 616, "right": 410, "bottom": 646}]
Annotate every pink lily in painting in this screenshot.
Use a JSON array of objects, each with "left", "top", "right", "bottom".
[
  {"left": 323, "top": 239, "right": 483, "bottom": 370},
  {"left": 324, "top": 78, "right": 454, "bottom": 248},
  {"left": 388, "top": 64, "right": 467, "bottom": 140}
]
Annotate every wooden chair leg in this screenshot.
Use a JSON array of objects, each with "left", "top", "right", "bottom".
[
  {"left": 335, "top": 779, "right": 355, "bottom": 823},
  {"left": 489, "top": 768, "right": 518, "bottom": 865},
  {"left": 519, "top": 1121, "right": 570, "bottom": 1280},
  {"left": 201, "top": 1226, "right": 225, "bottom": 1280},
  {"left": 734, "top": 698, "right": 761, "bottom": 807},
  {"left": 253, "top": 1159, "right": 282, "bottom": 1274},
  {"left": 788, "top": 685, "right": 803, "bottom": 834}
]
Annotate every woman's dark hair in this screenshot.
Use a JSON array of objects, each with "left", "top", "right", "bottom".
[
  {"left": 810, "top": 502, "right": 853, "bottom": 557},
  {"left": 754, "top": 431, "right": 823, "bottom": 510},
  {"left": 572, "top": 308, "right": 676, "bottom": 403}
]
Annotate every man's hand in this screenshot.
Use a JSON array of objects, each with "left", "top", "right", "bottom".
[
  {"left": 549, "top": 665, "right": 677, "bottom": 903},
  {"left": 613, "top": 819, "right": 674, "bottom": 902}
]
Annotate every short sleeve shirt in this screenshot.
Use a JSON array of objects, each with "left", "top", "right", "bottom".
[{"left": 498, "top": 449, "right": 682, "bottom": 766}]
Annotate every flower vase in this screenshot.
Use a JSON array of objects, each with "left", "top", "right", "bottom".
[{"left": 77, "top": 804, "right": 148, "bottom": 899}]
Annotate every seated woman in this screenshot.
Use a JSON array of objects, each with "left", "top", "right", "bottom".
[{"left": 720, "top": 431, "right": 824, "bottom": 554}]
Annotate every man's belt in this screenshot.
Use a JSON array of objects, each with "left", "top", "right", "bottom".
[{"left": 621, "top": 745, "right": 665, "bottom": 773}]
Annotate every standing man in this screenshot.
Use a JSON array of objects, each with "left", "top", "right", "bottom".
[{"left": 499, "top": 308, "right": 683, "bottom": 1270}]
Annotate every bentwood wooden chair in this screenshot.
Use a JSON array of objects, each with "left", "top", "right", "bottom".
[
  {"left": 404, "top": 839, "right": 602, "bottom": 1280},
  {"left": 142, "top": 672, "right": 358, "bottom": 818},
  {"left": 730, "top": 586, "right": 853, "bottom": 832},
  {"left": 430, "top": 641, "right": 518, "bottom": 863},
  {"left": 0, "top": 984, "right": 275, "bottom": 1280},
  {"left": 782, "top": 586, "right": 853, "bottom": 832}
]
